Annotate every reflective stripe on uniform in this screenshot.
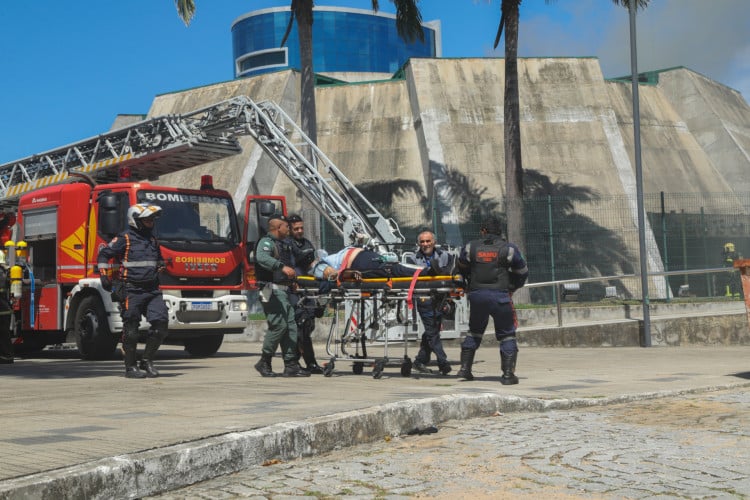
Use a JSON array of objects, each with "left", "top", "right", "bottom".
[{"left": 122, "top": 260, "right": 158, "bottom": 268}]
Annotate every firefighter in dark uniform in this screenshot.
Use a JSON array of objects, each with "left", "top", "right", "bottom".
[
  {"left": 254, "top": 214, "right": 310, "bottom": 377},
  {"left": 98, "top": 203, "right": 168, "bottom": 379},
  {"left": 407, "top": 230, "right": 454, "bottom": 375},
  {"left": 286, "top": 214, "right": 325, "bottom": 374},
  {"left": 456, "top": 217, "right": 528, "bottom": 384}
]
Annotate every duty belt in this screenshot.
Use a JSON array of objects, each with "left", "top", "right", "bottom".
[{"left": 259, "top": 283, "right": 291, "bottom": 292}]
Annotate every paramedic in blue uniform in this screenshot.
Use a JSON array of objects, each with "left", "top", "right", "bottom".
[
  {"left": 456, "top": 217, "right": 528, "bottom": 384},
  {"left": 286, "top": 213, "right": 324, "bottom": 374},
  {"left": 406, "top": 230, "right": 454, "bottom": 375},
  {"left": 98, "top": 203, "right": 169, "bottom": 379}
]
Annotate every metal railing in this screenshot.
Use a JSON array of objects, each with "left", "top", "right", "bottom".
[{"left": 524, "top": 267, "right": 740, "bottom": 327}]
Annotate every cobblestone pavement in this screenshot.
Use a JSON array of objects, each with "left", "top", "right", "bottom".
[{"left": 150, "top": 388, "right": 750, "bottom": 499}]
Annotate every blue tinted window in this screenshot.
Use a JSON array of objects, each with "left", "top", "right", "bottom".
[
  {"left": 238, "top": 49, "right": 287, "bottom": 74},
  {"left": 232, "top": 8, "right": 438, "bottom": 78}
]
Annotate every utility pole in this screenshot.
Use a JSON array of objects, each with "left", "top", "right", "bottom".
[{"left": 629, "top": 1, "right": 652, "bottom": 346}]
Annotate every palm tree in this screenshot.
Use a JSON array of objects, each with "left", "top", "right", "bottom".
[{"left": 492, "top": 0, "right": 649, "bottom": 255}]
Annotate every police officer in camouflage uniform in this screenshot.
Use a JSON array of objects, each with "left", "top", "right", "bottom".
[
  {"left": 98, "top": 203, "right": 168, "bottom": 379},
  {"left": 253, "top": 214, "right": 310, "bottom": 377},
  {"left": 456, "top": 217, "right": 528, "bottom": 384}
]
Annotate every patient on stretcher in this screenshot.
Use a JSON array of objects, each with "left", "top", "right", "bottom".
[{"left": 311, "top": 247, "right": 427, "bottom": 280}]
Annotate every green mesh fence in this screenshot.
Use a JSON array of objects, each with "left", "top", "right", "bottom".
[{"left": 310, "top": 192, "right": 750, "bottom": 305}]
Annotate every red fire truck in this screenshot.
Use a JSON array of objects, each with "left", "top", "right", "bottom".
[{"left": 2, "top": 167, "right": 258, "bottom": 359}]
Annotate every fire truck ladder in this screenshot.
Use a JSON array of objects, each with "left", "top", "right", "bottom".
[
  {"left": 215, "top": 96, "right": 405, "bottom": 249},
  {"left": 0, "top": 95, "right": 404, "bottom": 249},
  {"left": 0, "top": 108, "right": 243, "bottom": 211}
]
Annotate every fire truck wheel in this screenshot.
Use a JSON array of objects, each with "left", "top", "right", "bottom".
[
  {"left": 74, "top": 295, "right": 118, "bottom": 361},
  {"left": 183, "top": 334, "right": 224, "bottom": 357}
]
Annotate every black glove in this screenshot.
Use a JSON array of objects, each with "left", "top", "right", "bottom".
[{"left": 100, "top": 274, "right": 112, "bottom": 292}]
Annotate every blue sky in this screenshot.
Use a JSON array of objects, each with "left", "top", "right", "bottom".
[{"left": 1, "top": 0, "right": 747, "bottom": 164}]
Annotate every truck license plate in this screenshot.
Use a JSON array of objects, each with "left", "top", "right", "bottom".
[{"left": 189, "top": 301, "right": 215, "bottom": 311}]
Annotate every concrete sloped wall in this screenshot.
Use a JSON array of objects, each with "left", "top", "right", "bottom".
[
  {"left": 405, "top": 58, "right": 505, "bottom": 245},
  {"left": 607, "top": 81, "right": 738, "bottom": 201},
  {"left": 407, "top": 57, "right": 669, "bottom": 295},
  {"left": 129, "top": 58, "right": 750, "bottom": 294},
  {"left": 657, "top": 68, "right": 750, "bottom": 201},
  {"left": 315, "top": 78, "right": 426, "bottom": 211}
]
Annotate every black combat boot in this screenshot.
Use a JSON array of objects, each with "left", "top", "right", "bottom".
[
  {"left": 124, "top": 345, "right": 146, "bottom": 379},
  {"left": 254, "top": 353, "right": 276, "bottom": 377},
  {"left": 305, "top": 363, "right": 325, "bottom": 375},
  {"left": 500, "top": 352, "right": 519, "bottom": 385},
  {"left": 139, "top": 336, "right": 162, "bottom": 378},
  {"left": 456, "top": 348, "right": 475, "bottom": 381},
  {"left": 282, "top": 360, "right": 311, "bottom": 377},
  {"left": 300, "top": 336, "right": 323, "bottom": 374},
  {"left": 413, "top": 355, "right": 432, "bottom": 374},
  {"left": 413, "top": 337, "right": 433, "bottom": 374},
  {"left": 438, "top": 362, "right": 452, "bottom": 375}
]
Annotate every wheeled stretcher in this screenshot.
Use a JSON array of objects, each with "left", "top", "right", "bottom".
[{"left": 296, "top": 273, "right": 466, "bottom": 378}]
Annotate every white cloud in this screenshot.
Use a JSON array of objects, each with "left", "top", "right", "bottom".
[{"left": 517, "top": 0, "right": 750, "bottom": 103}]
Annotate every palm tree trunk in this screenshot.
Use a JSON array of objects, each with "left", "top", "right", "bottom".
[
  {"left": 503, "top": 3, "right": 524, "bottom": 248},
  {"left": 295, "top": 2, "right": 321, "bottom": 244},
  {"left": 503, "top": 1, "right": 527, "bottom": 301}
]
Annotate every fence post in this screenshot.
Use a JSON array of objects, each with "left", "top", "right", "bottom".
[
  {"left": 548, "top": 195, "right": 556, "bottom": 305},
  {"left": 701, "top": 207, "right": 712, "bottom": 296},
  {"left": 660, "top": 192, "right": 670, "bottom": 301}
]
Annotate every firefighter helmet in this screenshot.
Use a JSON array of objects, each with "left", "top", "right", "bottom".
[
  {"left": 127, "top": 203, "right": 162, "bottom": 228},
  {"left": 724, "top": 242, "right": 735, "bottom": 253}
]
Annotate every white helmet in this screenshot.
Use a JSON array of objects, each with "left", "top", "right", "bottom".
[{"left": 127, "top": 203, "right": 162, "bottom": 228}]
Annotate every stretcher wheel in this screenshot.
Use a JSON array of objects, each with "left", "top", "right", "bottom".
[
  {"left": 353, "top": 362, "right": 364, "bottom": 375},
  {"left": 324, "top": 360, "right": 335, "bottom": 377},
  {"left": 372, "top": 359, "right": 385, "bottom": 379},
  {"left": 400, "top": 357, "right": 412, "bottom": 377}
]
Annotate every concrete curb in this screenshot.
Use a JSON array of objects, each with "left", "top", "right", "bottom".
[{"left": 3, "top": 381, "right": 749, "bottom": 500}]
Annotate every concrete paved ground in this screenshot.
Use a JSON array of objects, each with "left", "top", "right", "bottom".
[
  {"left": 150, "top": 389, "right": 750, "bottom": 499},
  {"left": 1, "top": 341, "right": 749, "bottom": 499}
]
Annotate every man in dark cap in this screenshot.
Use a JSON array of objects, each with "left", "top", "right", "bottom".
[
  {"left": 286, "top": 213, "right": 325, "bottom": 374},
  {"left": 456, "top": 217, "right": 528, "bottom": 384}
]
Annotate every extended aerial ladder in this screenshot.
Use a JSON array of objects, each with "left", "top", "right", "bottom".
[{"left": 0, "top": 96, "right": 405, "bottom": 249}]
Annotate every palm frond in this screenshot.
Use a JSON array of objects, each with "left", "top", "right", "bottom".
[
  {"left": 389, "top": 0, "right": 424, "bottom": 43},
  {"left": 175, "top": 0, "right": 195, "bottom": 27},
  {"left": 610, "top": 0, "right": 651, "bottom": 10}
]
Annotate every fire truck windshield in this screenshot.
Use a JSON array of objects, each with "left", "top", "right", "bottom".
[{"left": 137, "top": 190, "right": 239, "bottom": 244}]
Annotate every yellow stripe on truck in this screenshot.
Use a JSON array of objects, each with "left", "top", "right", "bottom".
[{"left": 5, "top": 153, "right": 134, "bottom": 197}]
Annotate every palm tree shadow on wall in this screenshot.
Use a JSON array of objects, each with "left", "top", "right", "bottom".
[
  {"left": 430, "top": 162, "right": 636, "bottom": 303},
  {"left": 340, "top": 164, "right": 635, "bottom": 303}
]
